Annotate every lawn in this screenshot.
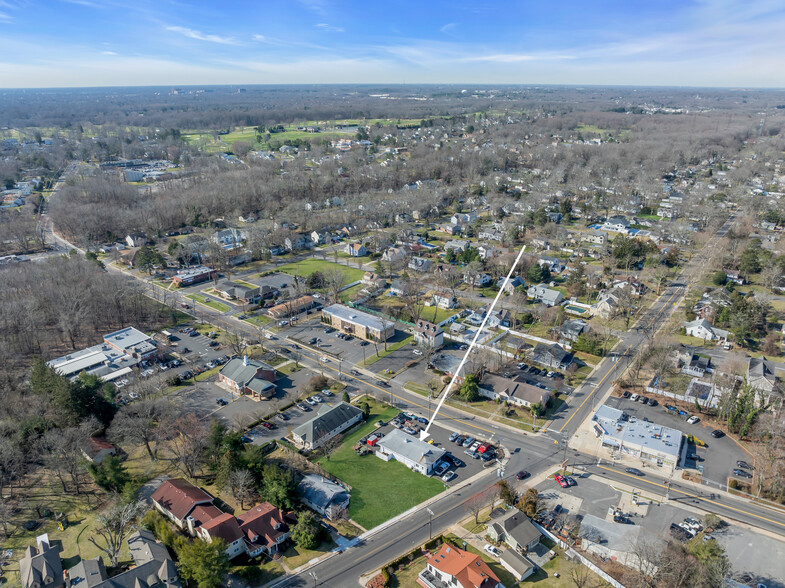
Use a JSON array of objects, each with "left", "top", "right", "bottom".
[
  {"left": 316, "top": 402, "right": 444, "bottom": 529},
  {"left": 243, "top": 314, "right": 272, "bottom": 326},
  {"left": 281, "top": 538, "right": 336, "bottom": 569},
  {"left": 339, "top": 283, "right": 364, "bottom": 303},
  {"left": 417, "top": 305, "right": 459, "bottom": 325},
  {"left": 362, "top": 336, "right": 414, "bottom": 367},
  {"left": 277, "top": 258, "right": 365, "bottom": 282},
  {"left": 185, "top": 293, "right": 231, "bottom": 312}
]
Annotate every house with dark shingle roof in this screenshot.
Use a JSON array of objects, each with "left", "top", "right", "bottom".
[
  {"left": 297, "top": 474, "right": 350, "bottom": 520},
  {"left": 218, "top": 356, "right": 276, "bottom": 400},
  {"left": 19, "top": 537, "right": 63, "bottom": 588},
  {"left": 532, "top": 343, "right": 574, "bottom": 370},
  {"left": 291, "top": 402, "right": 364, "bottom": 450},
  {"left": 479, "top": 373, "right": 551, "bottom": 408}
]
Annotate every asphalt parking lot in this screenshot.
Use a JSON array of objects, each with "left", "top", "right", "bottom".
[
  {"left": 607, "top": 395, "right": 747, "bottom": 488},
  {"left": 370, "top": 341, "right": 421, "bottom": 376}
]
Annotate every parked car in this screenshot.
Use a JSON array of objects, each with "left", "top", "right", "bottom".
[
  {"left": 613, "top": 515, "right": 633, "bottom": 524},
  {"left": 621, "top": 391, "right": 631, "bottom": 398},
  {"left": 630, "top": 393, "right": 640, "bottom": 402},
  {"left": 449, "top": 432, "right": 459, "bottom": 442},
  {"left": 297, "top": 403, "right": 311, "bottom": 412},
  {"left": 216, "top": 398, "right": 228, "bottom": 406},
  {"left": 434, "top": 462, "right": 450, "bottom": 476},
  {"left": 565, "top": 476, "right": 577, "bottom": 487},
  {"left": 711, "top": 429, "right": 724, "bottom": 438},
  {"left": 320, "top": 356, "right": 330, "bottom": 363},
  {"left": 276, "top": 413, "right": 290, "bottom": 421},
  {"left": 516, "top": 470, "right": 530, "bottom": 480},
  {"left": 732, "top": 468, "right": 752, "bottom": 479},
  {"left": 647, "top": 398, "right": 657, "bottom": 406},
  {"left": 442, "top": 471, "right": 456, "bottom": 482},
  {"left": 638, "top": 395, "right": 648, "bottom": 403},
  {"left": 625, "top": 467, "right": 644, "bottom": 476},
  {"left": 413, "top": 349, "right": 423, "bottom": 356},
  {"left": 736, "top": 460, "right": 753, "bottom": 470},
  {"left": 687, "top": 416, "right": 700, "bottom": 424},
  {"left": 309, "top": 337, "right": 318, "bottom": 345},
  {"left": 554, "top": 474, "right": 569, "bottom": 488},
  {"left": 483, "top": 544, "right": 501, "bottom": 557},
  {"left": 462, "top": 436, "right": 476, "bottom": 448}
]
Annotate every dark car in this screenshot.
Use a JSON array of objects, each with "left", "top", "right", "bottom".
[
  {"left": 732, "top": 468, "right": 752, "bottom": 479},
  {"left": 647, "top": 398, "right": 658, "bottom": 406},
  {"left": 625, "top": 467, "right": 644, "bottom": 476},
  {"left": 516, "top": 470, "right": 530, "bottom": 480},
  {"left": 375, "top": 379, "right": 388, "bottom": 387},
  {"left": 216, "top": 398, "right": 227, "bottom": 406},
  {"left": 613, "top": 515, "right": 633, "bottom": 524},
  {"left": 277, "top": 413, "right": 289, "bottom": 421},
  {"left": 621, "top": 391, "right": 631, "bottom": 398},
  {"left": 736, "top": 460, "right": 753, "bottom": 470},
  {"left": 309, "top": 337, "right": 318, "bottom": 345},
  {"left": 241, "top": 436, "right": 252, "bottom": 444},
  {"left": 360, "top": 340, "right": 369, "bottom": 346},
  {"left": 711, "top": 429, "right": 724, "bottom": 438},
  {"left": 565, "top": 476, "right": 577, "bottom": 487},
  {"left": 638, "top": 395, "right": 648, "bottom": 403}
]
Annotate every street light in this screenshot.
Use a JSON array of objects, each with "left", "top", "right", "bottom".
[
  {"left": 308, "top": 571, "right": 318, "bottom": 587},
  {"left": 426, "top": 507, "right": 434, "bottom": 540}
]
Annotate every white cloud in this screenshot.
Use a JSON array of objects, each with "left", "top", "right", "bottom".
[
  {"left": 252, "top": 34, "right": 265, "bottom": 42},
  {"left": 315, "top": 23, "right": 344, "bottom": 33},
  {"left": 464, "top": 53, "right": 575, "bottom": 63},
  {"left": 439, "top": 22, "right": 457, "bottom": 35},
  {"left": 0, "top": 10, "right": 11, "bottom": 21},
  {"left": 165, "top": 25, "right": 240, "bottom": 45},
  {"left": 101, "top": 50, "right": 117, "bottom": 55}
]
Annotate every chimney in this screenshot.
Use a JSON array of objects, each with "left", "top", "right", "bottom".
[{"left": 243, "top": 355, "right": 248, "bottom": 366}]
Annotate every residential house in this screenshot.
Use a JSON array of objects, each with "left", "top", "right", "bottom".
[
  {"left": 478, "top": 227, "right": 503, "bottom": 241},
  {"left": 479, "top": 373, "right": 551, "bottom": 408},
  {"left": 291, "top": 402, "right": 364, "bottom": 450},
  {"left": 216, "top": 281, "right": 261, "bottom": 304},
  {"left": 593, "top": 291, "right": 622, "bottom": 319},
  {"left": 559, "top": 319, "right": 588, "bottom": 343},
  {"left": 267, "top": 295, "right": 318, "bottom": 319},
  {"left": 310, "top": 230, "right": 332, "bottom": 246},
  {"left": 530, "top": 237, "right": 551, "bottom": 250},
  {"left": 498, "top": 276, "right": 525, "bottom": 294},
  {"left": 20, "top": 536, "right": 64, "bottom": 588},
  {"left": 612, "top": 277, "right": 646, "bottom": 297},
  {"left": 532, "top": 343, "right": 574, "bottom": 370},
  {"left": 151, "top": 478, "right": 215, "bottom": 529},
  {"left": 477, "top": 244, "right": 497, "bottom": 261},
  {"left": 408, "top": 256, "right": 432, "bottom": 273},
  {"left": 497, "top": 512, "right": 541, "bottom": 553},
  {"left": 389, "top": 279, "right": 413, "bottom": 297},
  {"left": 527, "top": 283, "right": 564, "bottom": 307},
  {"left": 297, "top": 474, "right": 350, "bottom": 520},
  {"left": 693, "top": 288, "right": 731, "bottom": 319},
  {"left": 418, "top": 543, "right": 504, "bottom": 588},
  {"left": 196, "top": 503, "right": 295, "bottom": 560},
  {"left": 284, "top": 234, "right": 312, "bottom": 251},
  {"left": 451, "top": 212, "right": 478, "bottom": 225},
  {"left": 463, "top": 272, "right": 492, "bottom": 287},
  {"left": 603, "top": 215, "right": 631, "bottom": 233},
  {"left": 413, "top": 320, "right": 444, "bottom": 349},
  {"left": 238, "top": 213, "right": 256, "bottom": 223},
  {"left": 212, "top": 228, "right": 245, "bottom": 247},
  {"left": 581, "top": 230, "right": 608, "bottom": 245},
  {"left": 321, "top": 304, "right": 394, "bottom": 342},
  {"left": 546, "top": 211, "right": 563, "bottom": 223},
  {"left": 382, "top": 246, "right": 408, "bottom": 263},
  {"left": 362, "top": 271, "right": 387, "bottom": 290},
  {"left": 747, "top": 357, "right": 777, "bottom": 402},
  {"left": 683, "top": 318, "right": 729, "bottom": 342},
  {"left": 537, "top": 255, "right": 564, "bottom": 273},
  {"left": 218, "top": 356, "right": 277, "bottom": 400},
  {"left": 465, "top": 305, "right": 511, "bottom": 328},
  {"left": 345, "top": 242, "right": 367, "bottom": 257},
  {"left": 438, "top": 223, "right": 462, "bottom": 236},
  {"left": 125, "top": 233, "right": 148, "bottom": 248},
  {"left": 80, "top": 437, "right": 116, "bottom": 464},
  {"left": 431, "top": 291, "right": 458, "bottom": 309},
  {"left": 66, "top": 530, "right": 181, "bottom": 588},
  {"left": 376, "top": 429, "right": 446, "bottom": 475},
  {"left": 681, "top": 353, "right": 710, "bottom": 377},
  {"left": 444, "top": 239, "right": 469, "bottom": 254},
  {"left": 725, "top": 270, "right": 746, "bottom": 285}
]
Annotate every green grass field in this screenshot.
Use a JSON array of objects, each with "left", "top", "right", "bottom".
[
  {"left": 185, "top": 293, "right": 231, "bottom": 312},
  {"left": 339, "top": 283, "right": 364, "bottom": 303},
  {"left": 317, "top": 402, "right": 444, "bottom": 529},
  {"left": 277, "top": 258, "right": 365, "bottom": 282}
]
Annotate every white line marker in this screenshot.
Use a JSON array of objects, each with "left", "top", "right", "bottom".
[{"left": 420, "top": 245, "right": 526, "bottom": 441}]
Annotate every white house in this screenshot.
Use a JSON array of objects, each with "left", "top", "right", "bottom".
[{"left": 683, "top": 318, "right": 729, "bottom": 341}]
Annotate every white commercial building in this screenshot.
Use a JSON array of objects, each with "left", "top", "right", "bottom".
[
  {"left": 592, "top": 405, "right": 684, "bottom": 472},
  {"left": 376, "top": 429, "right": 446, "bottom": 475}
]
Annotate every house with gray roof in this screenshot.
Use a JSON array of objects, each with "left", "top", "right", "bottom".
[
  {"left": 20, "top": 536, "right": 63, "bottom": 588},
  {"left": 480, "top": 373, "right": 551, "bottom": 408},
  {"left": 559, "top": 319, "right": 588, "bottom": 343},
  {"left": 376, "top": 429, "right": 446, "bottom": 475},
  {"left": 527, "top": 283, "right": 563, "bottom": 307},
  {"left": 500, "top": 548, "right": 536, "bottom": 582},
  {"left": 291, "top": 402, "right": 364, "bottom": 450},
  {"left": 215, "top": 281, "right": 261, "bottom": 304},
  {"left": 747, "top": 357, "right": 779, "bottom": 405},
  {"left": 683, "top": 318, "right": 729, "bottom": 342},
  {"left": 218, "top": 356, "right": 276, "bottom": 400},
  {"left": 297, "top": 474, "right": 350, "bottom": 520},
  {"left": 532, "top": 343, "right": 574, "bottom": 370},
  {"left": 66, "top": 530, "right": 180, "bottom": 588}
]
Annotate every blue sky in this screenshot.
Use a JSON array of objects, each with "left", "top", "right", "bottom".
[{"left": 1, "top": 0, "right": 784, "bottom": 88}]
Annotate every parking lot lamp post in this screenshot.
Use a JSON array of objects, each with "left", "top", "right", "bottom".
[
  {"left": 428, "top": 394, "right": 432, "bottom": 421},
  {"left": 308, "top": 571, "right": 317, "bottom": 587}
]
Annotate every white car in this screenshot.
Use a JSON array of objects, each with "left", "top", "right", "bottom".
[
  {"left": 442, "top": 471, "right": 456, "bottom": 482},
  {"left": 413, "top": 349, "right": 423, "bottom": 356},
  {"left": 630, "top": 393, "right": 640, "bottom": 402},
  {"left": 483, "top": 544, "right": 501, "bottom": 557},
  {"left": 687, "top": 416, "right": 700, "bottom": 424},
  {"left": 320, "top": 356, "right": 330, "bottom": 363},
  {"left": 278, "top": 320, "right": 289, "bottom": 327}
]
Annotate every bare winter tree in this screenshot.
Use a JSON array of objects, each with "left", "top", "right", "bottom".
[
  {"left": 110, "top": 398, "right": 174, "bottom": 461},
  {"left": 225, "top": 469, "right": 255, "bottom": 510},
  {"left": 89, "top": 499, "right": 146, "bottom": 568},
  {"left": 324, "top": 268, "right": 348, "bottom": 303},
  {"left": 168, "top": 414, "right": 208, "bottom": 478}
]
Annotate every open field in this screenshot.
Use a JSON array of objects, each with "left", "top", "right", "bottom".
[
  {"left": 316, "top": 401, "right": 443, "bottom": 529},
  {"left": 185, "top": 293, "right": 231, "bottom": 312},
  {"left": 277, "top": 258, "right": 366, "bottom": 282}
]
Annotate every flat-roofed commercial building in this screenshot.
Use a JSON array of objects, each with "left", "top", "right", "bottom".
[
  {"left": 321, "top": 304, "right": 394, "bottom": 342},
  {"left": 172, "top": 266, "right": 217, "bottom": 287},
  {"left": 592, "top": 405, "right": 684, "bottom": 472},
  {"left": 376, "top": 429, "right": 445, "bottom": 475}
]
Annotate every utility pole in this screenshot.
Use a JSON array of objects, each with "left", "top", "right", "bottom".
[
  {"left": 426, "top": 508, "right": 434, "bottom": 540},
  {"left": 308, "top": 571, "right": 317, "bottom": 587}
]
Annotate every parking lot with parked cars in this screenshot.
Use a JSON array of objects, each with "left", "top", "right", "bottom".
[{"left": 608, "top": 393, "right": 748, "bottom": 487}]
